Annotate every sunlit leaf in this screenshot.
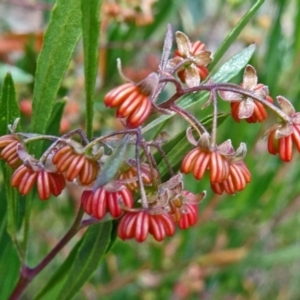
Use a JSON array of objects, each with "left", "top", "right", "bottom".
[
  {"left": 30, "top": 0, "right": 82, "bottom": 144},
  {"left": 93, "top": 134, "right": 131, "bottom": 190}
]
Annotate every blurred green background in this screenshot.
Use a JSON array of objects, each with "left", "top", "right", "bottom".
[{"left": 1, "top": 0, "right": 300, "bottom": 299}]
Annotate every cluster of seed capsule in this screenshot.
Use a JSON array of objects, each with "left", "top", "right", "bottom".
[
  {"left": 2, "top": 31, "right": 300, "bottom": 243},
  {"left": 0, "top": 134, "right": 203, "bottom": 242}
]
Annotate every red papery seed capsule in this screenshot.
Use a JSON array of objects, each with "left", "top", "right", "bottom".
[
  {"left": 193, "top": 151, "right": 210, "bottom": 180},
  {"left": 211, "top": 161, "right": 251, "bottom": 195},
  {"left": 267, "top": 131, "right": 277, "bottom": 155},
  {"left": 182, "top": 148, "right": 229, "bottom": 184},
  {"left": 104, "top": 79, "right": 154, "bottom": 128},
  {"left": 134, "top": 211, "right": 149, "bottom": 242},
  {"left": 37, "top": 170, "right": 51, "bottom": 200},
  {"left": 118, "top": 210, "right": 176, "bottom": 242},
  {"left": 81, "top": 186, "right": 134, "bottom": 220},
  {"left": 127, "top": 97, "right": 152, "bottom": 128},
  {"left": 149, "top": 215, "right": 165, "bottom": 242},
  {"left": 279, "top": 135, "right": 292, "bottom": 162},
  {"left": 292, "top": 125, "right": 300, "bottom": 152},
  {"left": 191, "top": 41, "right": 206, "bottom": 53},
  {"left": 116, "top": 92, "right": 142, "bottom": 117},
  {"left": 104, "top": 83, "right": 136, "bottom": 107},
  {"left": 267, "top": 129, "right": 295, "bottom": 162},
  {"left": 180, "top": 148, "right": 201, "bottom": 174},
  {"left": 178, "top": 203, "right": 198, "bottom": 230},
  {"left": 266, "top": 103, "right": 300, "bottom": 160},
  {"left": 19, "top": 170, "right": 37, "bottom": 195},
  {"left": 49, "top": 172, "right": 66, "bottom": 196},
  {"left": 0, "top": 135, "right": 22, "bottom": 168},
  {"left": 119, "top": 163, "right": 155, "bottom": 191},
  {"left": 11, "top": 165, "right": 66, "bottom": 200},
  {"left": 52, "top": 145, "right": 100, "bottom": 185}
]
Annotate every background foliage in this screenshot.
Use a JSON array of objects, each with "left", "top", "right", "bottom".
[{"left": 1, "top": 0, "right": 300, "bottom": 299}]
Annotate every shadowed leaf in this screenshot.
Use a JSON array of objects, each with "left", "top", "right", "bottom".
[{"left": 94, "top": 134, "right": 131, "bottom": 190}]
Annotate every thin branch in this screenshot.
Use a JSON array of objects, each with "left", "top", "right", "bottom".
[{"left": 9, "top": 207, "right": 85, "bottom": 300}]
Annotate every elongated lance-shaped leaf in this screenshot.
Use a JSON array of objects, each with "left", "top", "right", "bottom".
[
  {"left": 30, "top": 0, "right": 82, "bottom": 148},
  {"left": 0, "top": 73, "right": 20, "bottom": 135},
  {"left": 23, "top": 0, "right": 82, "bottom": 261},
  {"left": 57, "top": 222, "right": 112, "bottom": 300},
  {"left": 0, "top": 73, "right": 23, "bottom": 258},
  {"left": 208, "top": 0, "right": 264, "bottom": 71},
  {"left": 93, "top": 134, "right": 131, "bottom": 190},
  {"left": 142, "top": 44, "right": 256, "bottom": 135},
  {"left": 294, "top": 0, "right": 300, "bottom": 59},
  {"left": 46, "top": 99, "right": 66, "bottom": 136},
  {"left": 33, "top": 238, "right": 83, "bottom": 300},
  {"left": 39, "top": 100, "right": 66, "bottom": 153},
  {"left": 81, "top": 0, "right": 102, "bottom": 140},
  {"left": 34, "top": 220, "right": 118, "bottom": 300},
  {"left": 0, "top": 229, "right": 21, "bottom": 300},
  {"left": 263, "top": 1, "right": 286, "bottom": 95}
]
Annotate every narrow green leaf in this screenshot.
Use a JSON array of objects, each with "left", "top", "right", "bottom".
[
  {"left": 2, "top": 166, "right": 24, "bottom": 256},
  {"left": 31, "top": 0, "right": 82, "bottom": 138},
  {"left": 25, "top": 0, "right": 82, "bottom": 263},
  {"left": 0, "top": 186, "right": 7, "bottom": 245},
  {"left": 0, "top": 73, "right": 20, "bottom": 135},
  {"left": 46, "top": 99, "right": 66, "bottom": 136},
  {"left": 0, "top": 74, "right": 23, "bottom": 258},
  {"left": 0, "top": 230, "right": 20, "bottom": 300},
  {"left": 81, "top": 0, "right": 102, "bottom": 140},
  {"left": 33, "top": 238, "right": 83, "bottom": 300},
  {"left": 39, "top": 99, "right": 66, "bottom": 154},
  {"left": 94, "top": 134, "right": 131, "bottom": 189},
  {"left": 294, "top": 0, "right": 300, "bottom": 58},
  {"left": 208, "top": 0, "right": 264, "bottom": 71},
  {"left": 57, "top": 222, "right": 112, "bottom": 300},
  {"left": 142, "top": 44, "right": 256, "bottom": 134},
  {"left": 210, "top": 44, "right": 256, "bottom": 83},
  {"left": 263, "top": 1, "right": 286, "bottom": 94}
]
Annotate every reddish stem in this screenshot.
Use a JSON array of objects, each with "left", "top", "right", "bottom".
[
  {"left": 159, "top": 82, "right": 291, "bottom": 123},
  {"left": 9, "top": 208, "right": 84, "bottom": 300}
]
